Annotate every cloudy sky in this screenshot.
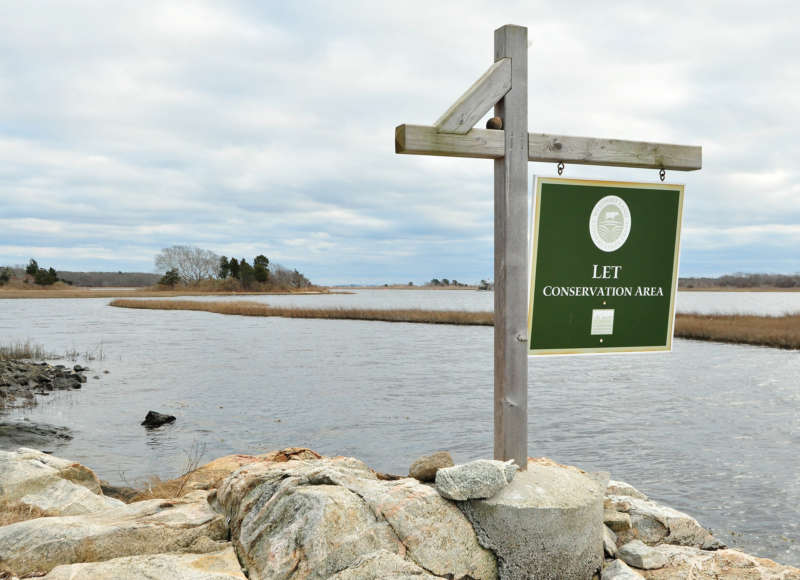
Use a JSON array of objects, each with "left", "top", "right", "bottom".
[{"left": 1, "top": 1, "right": 797, "bottom": 284}]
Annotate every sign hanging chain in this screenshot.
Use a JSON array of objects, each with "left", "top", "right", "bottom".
[
  {"left": 659, "top": 168, "right": 666, "bottom": 181},
  {"left": 557, "top": 161, "right": 565, "bottom": 176}
]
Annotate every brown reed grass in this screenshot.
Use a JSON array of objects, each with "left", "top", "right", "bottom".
[
  {"left": 674, "top": 313, "right": 800, "bottom": 350},
  {"left": 110, "top": 299, "right": 494, "bottom": 326},
  {"left": 0, "top": 340, "right": 49, "bottom": 360},
  {"left": 110, "top": 299, "right": 800, "bottom": 349}
]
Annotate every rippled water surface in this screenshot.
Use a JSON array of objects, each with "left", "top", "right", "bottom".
[{"left": 1, "top": 289, "right": 798, "bottom": 566}]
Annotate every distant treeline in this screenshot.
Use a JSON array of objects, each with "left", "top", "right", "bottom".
[
  {"left": 1, "top": 264, "right": 160, "bottom": 287},
  {"left": 155, "top": 245, "right": 312, "bottom": 290},
  {"left": 58, "top": 271, "right": 161, "bottom": 287},
  {"left": 679, "top": 273, "right": 800, "bottom": 289}
]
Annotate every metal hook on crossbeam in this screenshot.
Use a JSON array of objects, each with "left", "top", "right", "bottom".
[{"left": 557, "top": 161, "right": 565, "bottom": 176}]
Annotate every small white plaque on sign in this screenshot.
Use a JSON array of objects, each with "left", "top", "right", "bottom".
[{"left": 591, "top": 309, "right": 615, "bottom": 335}]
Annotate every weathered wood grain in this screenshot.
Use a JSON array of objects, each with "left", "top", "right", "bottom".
[
  {"left": 493, "top": 24, "right": 529, "bottom": 469},
  {"left": 395, "top": 124, "right": 504, "bottom": 159},
  {"left": 434, "top": 58, "right": 512, "bottom": 134},
  {"left": 528, "top": 133, "right": 702, "bottom": 170},
  {"left": 395, "top": 125, "right": 702, "bottom": 170}
]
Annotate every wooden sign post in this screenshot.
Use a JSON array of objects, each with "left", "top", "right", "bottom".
[{"left": 395, "top": 24, "right": 701, "bottom": 469}]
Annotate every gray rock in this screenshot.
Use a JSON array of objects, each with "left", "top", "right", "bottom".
[
  {"left": 408, "top": 451, "right": 453, "bottom": 482},
  {"left": 216, "top": 455, "right": 497, "bottom": 580},
  {"left": 702, "top": 536, "right": 727, "bottom": 550},
  {"left": 604, "top": 508, "right": 631, "bottom": 532},
  {"left": 434, "top": 459, "right": 517, "bottom": 501},
  {"left": 41, "top": 546, "right": 247, "bottom": 579},
  {"left": 0, "top": 490, "right": 227, "bottom": 577},
  {"left": 459, "top": 457, "right": 604, "bottom": 580},
  {"left": 606, "top": 480, "right": 647, "bottom": 500},
  {"left": 618, "top": 539, "right": 667, "bottom": 570},
  {"left": 642, "top": 544, "right": 800, "bottom": 577},
  {"left": 607, "top": 494, "right": 719, "bottom": 548},
  {"left": 604, "top": 525, "right": 618, "bottom": 557},
  {"left": 601, "top": 559, "right": 644, "bottom": 579}
]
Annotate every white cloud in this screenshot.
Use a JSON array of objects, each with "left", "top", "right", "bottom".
[{"left": 1, "top": 1, "right": 799, "bottom": 283}]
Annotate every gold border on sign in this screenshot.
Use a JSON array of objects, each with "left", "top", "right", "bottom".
[{"left": 527, "top": 176, "right": 685, "bottom": 356}]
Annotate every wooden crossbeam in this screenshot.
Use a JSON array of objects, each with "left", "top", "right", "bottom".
[
  {"left": 396, "top": 124, "right": 703, "bottom": 171},
  {"left": 434, "top": 58, "right": 512, "bottom": 134}
]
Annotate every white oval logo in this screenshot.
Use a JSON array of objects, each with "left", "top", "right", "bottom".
[{"left": 589, "top": 195, "right": 631, "bottom": 252}]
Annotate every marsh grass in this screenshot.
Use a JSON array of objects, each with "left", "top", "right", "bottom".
[
  {"left": 111, "top": 299, "right": 800, "bottom": 349},
  {"left": 0, "top": 340, "right": 49, "bottom": 360},
  {"left": 110, "top": 299, "right": 494, "bottom": 326},
  {"left": 674, "top": 313, "right": 800, "bottom": 350}
]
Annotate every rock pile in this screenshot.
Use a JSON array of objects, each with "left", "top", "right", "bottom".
[
  {"left": 0, "top": 447, "right": 798, "bottom": 579},
  {"left": 0, "top": 360, "right": 88, "bottom": 409},
  {"left": 599, "top": 479, "right": 800, "bottom": 579}
]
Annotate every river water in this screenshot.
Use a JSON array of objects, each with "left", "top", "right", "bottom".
[{"left": 1, "top": 289, "right": 798, "bottom": 566}]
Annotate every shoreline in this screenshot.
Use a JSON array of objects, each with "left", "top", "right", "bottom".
[
  {"left": 1, "top": 446, "right": 798, "bottom": 577},
  {"left": 0, "top": 288, "right": 336, "bottom": 300},
  {"left": 109, "top": 299, "right": 800, "bottom": 350}
]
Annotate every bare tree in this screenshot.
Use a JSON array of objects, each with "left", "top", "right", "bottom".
[{"left": 154, "top": 245, "right": 220, "bottom": 284}]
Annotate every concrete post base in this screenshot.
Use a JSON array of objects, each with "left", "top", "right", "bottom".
[{"left": 460, "top": 458, "right": 605, "bottom": 580}]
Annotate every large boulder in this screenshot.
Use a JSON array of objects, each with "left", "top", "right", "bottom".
[
  {"left": 459, "top": 457, "right": 605, "bottom": 580},
  {"left": 132, "top": 447, "right": 324, "bottom": 500},
  {"left": 216, "top": 454, "right": 497, "bottom": 580},
  {"left": 638, "top": 545, "right": 800, "bottom": 579},
  {"left": 0, "top": 490, "right": 227, "bottom": 577},
  {"left": 41, "top": 546, "right": 247, "bottom": 579},
  {"left": 0, "top": 447, "right": 123, "bottom": 516}
]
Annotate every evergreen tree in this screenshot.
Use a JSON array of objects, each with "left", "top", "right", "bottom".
[
  {"left": 218, "top": 256, "right": 230, "bottom": 279},
  {"left": 26, "top": 259, "right": 39, "bottom": 276},
  {"left": 239, "top": 259, "right": 254, "bottom": 289},
  {"left": 159, "top": 268, "right": 180, "bottom": 287},
  {"left": 34, "top": 267, "right": 58, "bottom": 285},
  {"left": 228, "top": 258, "right": 240, "bottom": 279}
]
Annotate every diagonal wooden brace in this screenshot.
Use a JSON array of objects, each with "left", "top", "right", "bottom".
[{"left": 434, "top": 58, "right": 512, "bottom": 134}]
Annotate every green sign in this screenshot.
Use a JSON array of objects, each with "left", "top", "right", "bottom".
[{"left": 528, "top": 177, "right": 684, "bottom": 355}]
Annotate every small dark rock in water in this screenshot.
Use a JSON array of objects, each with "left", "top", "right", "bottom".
[
  {"left": 73, "top": 364, "right": 86, "bottom": 372},
  {"left": 141, "top": 410, "right": 176, "bottom": 427}
]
